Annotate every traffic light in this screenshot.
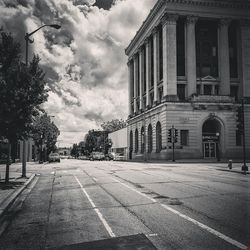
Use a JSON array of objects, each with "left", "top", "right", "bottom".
[
  {"left": 236, "top": 107, "right": 244, "bottom": 134},
  {"left": 174, "top": 129, "right": 178, "bottom": 143},
  {"left": 168, "top": 129, "right": 172, "bottom": 143}
]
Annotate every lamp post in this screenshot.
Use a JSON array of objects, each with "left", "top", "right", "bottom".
[{"left": 22, "top": 24, "right": 61, "bottom": 177}]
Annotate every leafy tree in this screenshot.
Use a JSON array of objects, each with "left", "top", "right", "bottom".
[
  {"left": 100, "top": 119, "right": 126, "bottom": 133},
  {"left": 71, "top": 143, "right": 79, "bottom": 158},
  {"left": 0, "top": 31, "right": 48, "bottom": 183},
  {"left": 84, "top": 130, "right": 97, "bottom": 154},
  {"left": 32, "top": 113, "right": 60, "bottom": 161}
]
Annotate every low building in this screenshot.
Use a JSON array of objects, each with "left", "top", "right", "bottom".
[
  {"left": 125, "top": 0, "right": 250, "bottom": 161},
  {"left": 108, "top": 128, "right": 128, "bottom": 160}
]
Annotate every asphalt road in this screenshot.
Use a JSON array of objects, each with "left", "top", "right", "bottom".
[{"left": 0, "top": 159, "right": 249, "bottom": 249}]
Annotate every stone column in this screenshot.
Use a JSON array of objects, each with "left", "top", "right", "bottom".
[
  {"left": 127, "top": 60, "right": 132, "bottom": 115},
  {"left": 239, "top": 19, "right": 250, "bottom": 97},
  {"left": 186, "top": 16, "right": 198, "bottom": 97},
  {"left": 153, "top": 27, "right": 159, "bottom": 105},
  {"left": 145, "top": 38, "right": 150, "bottom": 107},
  {"left": 219, "top": 19, "right": 231, "bottom": 96},
  {"left": 133, "top": 54, "right": 138, "bottom": 113},
  {"left": 139, "top": 47, "right": 143, "bottom": 110},
  {"left": 161, "top": 13, "right": 178, "bottom": 100}
]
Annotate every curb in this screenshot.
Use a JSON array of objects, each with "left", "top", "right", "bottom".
[{"left": 0, "top": 173, "right": 36, "bottom": 220}]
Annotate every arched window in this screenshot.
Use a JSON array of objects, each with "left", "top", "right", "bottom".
[
  {"left": 156, "top": 122, "right": 162, "bottom": 153},
  {"left": 141, "top": 127, "right": 145, "bottom": 153},
  {"left": 130, "top": 131, "right": 133, "bottom": 151},
  {"left": 148, "top": 124, "right": 153, "bottom": 153},
  {"left": 135, "top": 129, "right": 138, "bottom": 153}
]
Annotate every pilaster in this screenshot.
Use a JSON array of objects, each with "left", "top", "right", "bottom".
[
  {"left": 161, "top": 13, "right": 178, "bottom": 100},
  {"left": 153, "top": 27, "right": 159, "bottom": 105},
  {"left": 139, "top": 47, "right": 143, "bottom": 110},
  {"left": 186, "top": 16, "right": 198, "bottom": 97},
  {"left": 133, "top": 54, "right": 138, "bottom": 113},
  {"left": 145, "top": 38, "right": 150, "bottom": 108}
]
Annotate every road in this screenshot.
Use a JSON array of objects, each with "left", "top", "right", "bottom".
[{"left": 0, "top": 159, "right": 249, "bottom": 249}]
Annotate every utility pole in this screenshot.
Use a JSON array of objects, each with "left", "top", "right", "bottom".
[{"left": 240, "top": 98, "right": 248, "bottom": 172}]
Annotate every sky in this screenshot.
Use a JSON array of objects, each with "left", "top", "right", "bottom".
[{"left": 0, "top": 0, "right": 156, "bottom": 147}]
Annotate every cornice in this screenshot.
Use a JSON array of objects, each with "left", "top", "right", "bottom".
[{"left": 125, "top": 0, "right": 250, "bottom": 56}]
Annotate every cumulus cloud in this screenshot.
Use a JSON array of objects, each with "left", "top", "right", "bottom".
[{"left": 0, "top": 0, "right": 156, "bottom": 146}]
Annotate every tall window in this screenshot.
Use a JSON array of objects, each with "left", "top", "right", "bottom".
[
  {"left": 136, "top": 54, "right": 140, "bottom": 97},
  {"left": 196, "top": 20, "right": 218, "bottom": 78},
  {"left": 131, "top": 61, "right": 134, "bottom": 98},
  {"left": 177, "top": 18, "right": 185, "bottom": 76},
  {"left": 229, "top": 22, "right": 238, "bottom": 78},
  {"left": 156, "top": 122, "right": 162, "bottom": 153},
  {"left": 130, "top": 131, "right": 133, "bottom": 151},
  {"left": 143, "top": 45, "right": 146, "bottom": 93},
  {"left": 135, "top": 129, "right": 138, "bottom": 153},
  {"left": 148, "top": 124, "right": 153, "bottom": 153},
  {"left": 230, "top": 86, "right": 239, "bottom": 102},
  {"left": 150, "top": 36, "right": 154, "bottom": 87},
  {"left": 159, "top": 24, "right": 163, "bottom": 80},
  {"left": 180, "top": 130, "right": 189, "bottom": 146},
  {"left": 141, "top": 127, "right": 145, "bottom": 153}
]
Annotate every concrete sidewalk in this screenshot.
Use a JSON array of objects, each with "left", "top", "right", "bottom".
[{"left": 0, "top": 162, "right": 39, "bottom": 223}]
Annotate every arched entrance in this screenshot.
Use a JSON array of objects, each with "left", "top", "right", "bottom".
[{"left": 202, "top": 118, "right": 221, "bottom": 159}]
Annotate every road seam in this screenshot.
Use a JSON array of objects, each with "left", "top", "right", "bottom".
[
  {"left": 74, "top": 175, "right": 115, "bottom": 238},
  {"left": 112, "top": 177, "right": 248, "bottom": 250}
]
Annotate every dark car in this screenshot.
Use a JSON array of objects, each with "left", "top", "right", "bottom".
[{"left": 105, "top": 153, "right": 114, "bottom": 161}]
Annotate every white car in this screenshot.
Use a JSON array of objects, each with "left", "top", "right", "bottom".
[{"left": 48, "top": 153, "right": 60, "bottom": 163}]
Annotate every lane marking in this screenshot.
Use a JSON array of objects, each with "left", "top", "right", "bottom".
[
  {"left": 74, "top": 176, "right": 115, "bottom": 238},
  {"left": 93, "top": 177, "right": 98, "bottom": 182},
  {"left": 112, "top": 178, "right": 248, "bottom": 250}
]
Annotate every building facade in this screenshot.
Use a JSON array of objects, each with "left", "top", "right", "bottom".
[{"left": 125, "top": 0, "right": 250, "bottom": 160}]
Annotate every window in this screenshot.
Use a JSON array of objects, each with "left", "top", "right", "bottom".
[
  {"left": 196, "top": 20, "right": 218, "bottom": 78},
  {"left": 230, "top": 86, "right": 238, "bottom": 102},
  {"left": 204, "top": 85, "right": 212, "bottom": 95},
  {"left": 137, "top": 54, "right": 140, "bottom": 97},
  {"left": 236, "top": 130, "right": 242, "bottom": 146},
  {"left": 141, "top": 127, "right": 145, "bottom": 153},
  {"left": 159, "top": 24, "right": 163, "bottom": 80},
  {"left": 129, "top": 131, "right": 133, "bottom": 151},
  {"left": 135, "top": 129, "right": 138, "bottom": 153},
  {"left": 148, "top": 124, "right": 153, "bottom": 153},
  {"left": 156, "top": 122, "right": 162, "bottom": 153},
  {"left": 131, "top": 61, "right": 134, "bottom": 98},
  {"left": 150, "top": 36, "right": 154, "bottom": 87},
  {"left": 180, "top": 130, "right": 189, "bottom": 146},
  {"left": 177, "top": 84, "right": 186, "bottom": 101},
  {"left": 143, "top": 45, "right": 146, "bottom": 93},
  {"left": 177, "top": 18, "right": 185, "bottom": 76},
  {"left": 150, "top": 92, "right": 154, "bottom": 107},
  {"left": 229, "top": 22, "right": 238, "bottom": 78},
  {"left": 158, "top": 86, "right": 163, "bottom": 103}
]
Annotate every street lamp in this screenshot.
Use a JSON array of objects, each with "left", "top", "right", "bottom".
[{"left": 22, "top": 23, "right": 61, "bottom": 177}]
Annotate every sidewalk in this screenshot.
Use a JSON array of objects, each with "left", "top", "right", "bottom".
[{"left": 0, "top": 163, "right": 38, "bottom": 224}]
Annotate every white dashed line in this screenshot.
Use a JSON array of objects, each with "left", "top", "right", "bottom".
[
  {"left": 74, "top": 176, "right": 115, "bottom": 238},
  {"left": 112, "top": 178, "right": 248, "bottom": 250}
]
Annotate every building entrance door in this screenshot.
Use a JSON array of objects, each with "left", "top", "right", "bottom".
[{"left": 203, "top": 142, "right": 217, "bottom": 158}]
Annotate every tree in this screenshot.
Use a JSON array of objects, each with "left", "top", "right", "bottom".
[
  {"left": 32, "top": 114, "right": 60, "bottom": 162},
  {"left": 71, "top": 143, "right": 79, "bottom": 158},
  {"left": 100, "top": 119, "right": 126, "bottom": 133},
  {"left": 84, "top": 130, "right": 97, "bottom": 154},
  {"left": 0, "top": 31, "right": 48, "bottom": 183}
]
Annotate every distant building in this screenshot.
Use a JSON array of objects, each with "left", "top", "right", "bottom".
[
  {"left": 108, "top": 127, "right": 128, "bottom": 160},
  {"left": 126, "top": 0, "right": 250, "bottom": 160},
  {"left": 58, "top": 147, "right": 71, "bottom": 156}
]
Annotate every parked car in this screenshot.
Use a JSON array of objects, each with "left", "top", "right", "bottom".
[
  {"left": 113, "top": 153, "right": 125, "bottom": 161},
  {"left": 89, "top": 152, "right": 105, "bottom": 161},
  {"left": 48, "top": 153, "right": 60, "bottom": 163},
  {"left": 105, "top": 153, "right": 114, "bottom": 161}
]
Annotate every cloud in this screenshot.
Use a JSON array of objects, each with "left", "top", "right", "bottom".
[{"left": 0, "top": 0, "right": 156, "bottom": 146}]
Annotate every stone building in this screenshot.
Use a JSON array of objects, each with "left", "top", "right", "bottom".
[{"left": 125, "top": 0, "right": 250, "bottom": 160}]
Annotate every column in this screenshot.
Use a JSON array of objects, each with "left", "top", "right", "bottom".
[
  {"left": 133, "top": 54, "right": 138, "bottom": 113},
  {"left": 145, "top": 38, "right": 150, "bottom": 107},
  {"left": 153, "top": 27, "right": 159, "bottom": 105},
  {"left": 219, "top": 19, "right": 231, "bottom": 96},
  {"left": 161, "top": 13, "right": 178, "bottom": 99},
  {"left": 239, "top": 19, "right": 250, "bottom": 97},
  {"left": 127, "top": 60, "right": 132, "bottom": 115},
  {"left": 139, "top": 47, "right": 143, "bottom": 110},
  {"left": 186, "top": 16, "right": 198, "bottom": 97}
]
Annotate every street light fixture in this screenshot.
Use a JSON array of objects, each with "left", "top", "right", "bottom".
[{"left": 22, "top": 23, "right": 61, "bottom": 177}]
